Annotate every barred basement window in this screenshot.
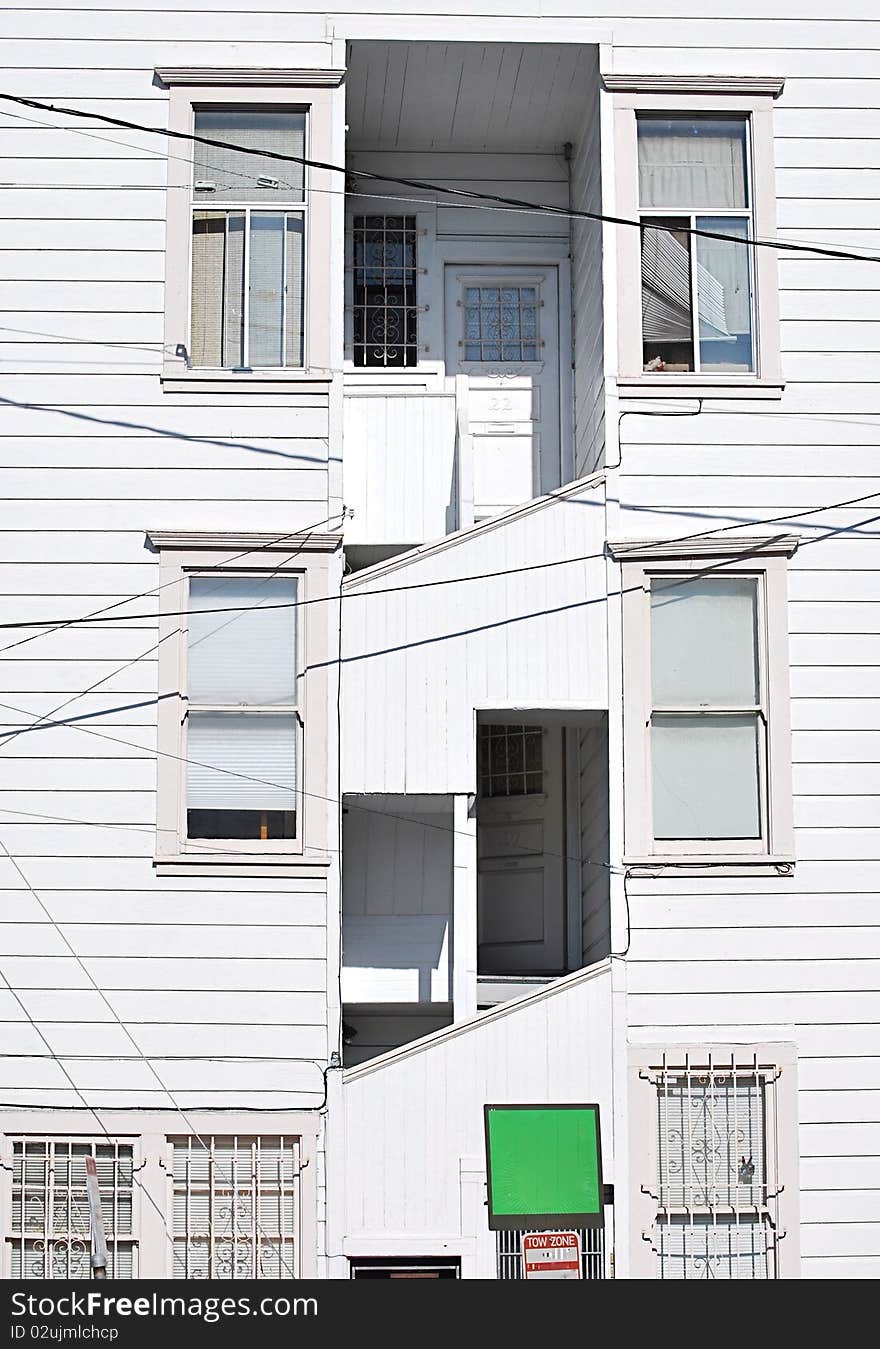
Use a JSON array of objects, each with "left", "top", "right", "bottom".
[
  {"left": 171, "top": 1136, "right": 301, "bottom": 1279},
  {"left": 478, "top": 724, "right": 544, "bottom": 798},
  {"left": 352, "top": 216, "right": 418, "bottom": 367},
  {"left": 646, "top": 1055, "right": 780, "bottom": 1279},
  {"left": 9, "top": 1139, "right": 136, "bottom": 1279}
]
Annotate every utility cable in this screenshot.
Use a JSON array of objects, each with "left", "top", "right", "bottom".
[{"left": 1, "top": 92, "right": 878, "bottom": 265}]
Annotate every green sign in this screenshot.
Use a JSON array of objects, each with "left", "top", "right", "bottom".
[{"left": 483, "top": 1103, "right": 604, "bottom": 1230}]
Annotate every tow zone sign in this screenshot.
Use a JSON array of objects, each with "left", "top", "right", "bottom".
[{"left": 522, "top": 1231, "right": 581, "bottom": 1280}]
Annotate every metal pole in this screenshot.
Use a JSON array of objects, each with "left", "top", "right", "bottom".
[{"left": 85, "top": 1156, "right": 108, "bottom": 1279}]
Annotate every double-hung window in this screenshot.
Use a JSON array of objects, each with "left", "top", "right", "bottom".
[
  {"left": 151, "top": 532, "right": 339, "bottom": 868},
  {"left": 160, "top": 71, "right": 341, "bottom": 386},
  {"left": 185, "top": 574, "right": 300, "bottom": 842},
  {"left": 616, "top": 540, "right": 795, "bottom": 864},
  {"left": 638, "top": 116, "right": 754, "bottom": 374},
  {"left": 609, "top": 79, "right": 783, "bottom": 394},
  {"left": 190, "top": 110, "right": 306, "bottom": 370}
]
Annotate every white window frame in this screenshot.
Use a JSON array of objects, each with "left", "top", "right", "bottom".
[
  {"left": 628, "top": 1043, "right": 801, "bottom": 1280},
  {"left": 159, "top": 69, "right": 343, "bottom": 392},
  {"left": 0, "top": 1114, "right": 319, "bottom": 1280},
  {"left": 149, "top": 531, "right": 340, "bottom": 873},
  {"left": 343, "top": 200, "right": 437, "bottom": 377},
  {"left": 608, "top": 76, "right": 784, "bottom": 399},
  {"left": 614, "top": 537, "right": 796, "bottom": 866}
]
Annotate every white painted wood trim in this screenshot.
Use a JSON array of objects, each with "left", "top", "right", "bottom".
[
  {"left": 343, "top": 958, "right": 612, "bottom": 1080},
  {"left": 342, "top": 471, "right": 605, "bottom": 588},
  {"left": 156, "top": 67, "right": 346, "bottom": 87},
  {"left": 607, "top": 534, "right": 800, "bottom": 561},
  {"left": 602, "top": 75, "right": 785, "bottom": 97},
  {"left": 147, "top": 531, "right": 342, "bottom": 553},
  {"left": 452, "top": 794, "right": 478, "bottom": 1024}
]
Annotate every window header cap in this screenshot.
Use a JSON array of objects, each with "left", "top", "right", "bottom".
[
  {"left": 603, "top": 74, "right": 784, "bottom": 97},
  {"left": 155, "top": 66, "right": 345, "bottom": 87},
  {"left": 146, "top": 529, "right": 342, "bottom": 552},
  {"left": 607, "top": 533, "right": 799, "bottom": 561}
]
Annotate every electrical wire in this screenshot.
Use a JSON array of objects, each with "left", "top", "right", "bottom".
[{"left": 1, "top": 92, "right": 878, "bottom": 265}]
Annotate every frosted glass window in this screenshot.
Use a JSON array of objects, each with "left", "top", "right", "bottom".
[
  {"left": 188, "top": 576, "right": 297, "bottom": 706},
  {"left": 189, "top": 111, "right": 306, "bottom": 369},
  {"left": 187, "top": 712, "right": 297, "bottom": 812},
  {"left": 652, "top": 714, "right": 761, "bottom": 839},
  {"left": 651, "top": 577, "right": 759, "bottom": 706}
]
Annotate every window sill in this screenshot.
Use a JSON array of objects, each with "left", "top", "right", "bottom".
[
  {"left": 154, "top": 851, "right": 331, "bottom": 878},
  {"left": 161, "top": 369, "right": 334, "bottom": 395},
  {"left": 615, "top": 377, "right": 784, "bottom": 401},
  {"left": 623, "top": 854, "right": 795, "bottom": 877}
]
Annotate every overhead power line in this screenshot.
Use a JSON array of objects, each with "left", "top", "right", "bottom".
[{"left": 1, "top": 92, "right": 878, "bottom": 265}]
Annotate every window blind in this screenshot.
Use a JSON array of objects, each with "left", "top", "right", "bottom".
[
  {"left": 193, "top": 110, "right": 305, "bottom": 202},
  {"left": 188, "top": 576, "right": 297, "bottom": 706},
  {"left": 186, "top": 712, "right": 297, "bottom": 811}
]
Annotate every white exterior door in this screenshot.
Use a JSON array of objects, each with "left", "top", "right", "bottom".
[
  {"left": 476, "top": 724, "right": 566, "bottom": 974},
  {"left": 445, "top": 266, "right": 561, "bottom": 519}
]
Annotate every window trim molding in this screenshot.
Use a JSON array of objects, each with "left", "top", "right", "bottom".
[
  {"left": 156, "top": 67, "right": 345, "bottom": 87},
  {"left": 611, "top": 86, "right": 782, "bottom": 397},
  {"left": 161, "top": 81, "right": 338, "bottom": 387},
  {"left": 620, "top": 545, "right": 794, "bottom": 865},
  {"left": 627, "top": 1042, "right": 801, "bottom": 1280},
  {"left": 151, "top": 535, "right": 340, "bottom": 872},
  {"left": 603, "top": 74, "right": 785, "bottom": 97}
]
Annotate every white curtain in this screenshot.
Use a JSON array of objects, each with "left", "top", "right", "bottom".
[{"left": 638, "top": 118, "right": 748, "bottom": 210}]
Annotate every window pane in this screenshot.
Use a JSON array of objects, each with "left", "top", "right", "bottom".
[
  {"left": 652, "top": 713, "right": 761, "bottom": 839},
  {"left": 651, "top": 577, "right": 759, "bottom": 706},
  {"left": 193, "top": 110, "right": 305, "bottom": 202},
  {"left": 191, "top": 212, "right": 245, "bottom": 369},
  {"left": 248, "top": 213, "right": 284, "bottom": 367},
  {"left": 285, "top": 215, "right": 305, "bottom": 367},
  {"left": 638, "top": 117, "right": 748, "bottom": 209},
  {"left": 187, "top": 712, "right": 297, "bottom": 812},
  {"left": 188, "top": 576, "right": 297, "bottom": 705},
  {"left": 352, "top": 216, "right": 418, "bottom": 368},
  {"left": 641, "top": 218, "right": 694, "bottom": 372},
  {"left": 697, "top": 216, "right": 754, "bottom": 372},
  {"left": 657, "top": 1215, "right": 769, "bottom": 1280}
]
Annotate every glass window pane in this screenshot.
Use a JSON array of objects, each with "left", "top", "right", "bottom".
[
  {"left": 187, "top": 712, "right": 297, "bottom": 812},
  {"left": 696, "top": 216, "right": 754, "bottom": 372},
  {"left": 249, "top": 213, "right": 284, "bottom": 367},
  {"left": 638, "top": 117, "right": 748, "bottom": 209},
  {"left": 188, "top": 576, "right": 297, "bottom": 705},
  {"left": 651, "top": 576, "right": 759, "bottom": 706},
  {"left": 193, "top": 110, "right": 305, "bottom": 202},
  {"left": 641, "top": 218, "right": 694, "bottom": 373},
  {"left": 284, "top": 214, "right": 305, "bottom": 367},
  {"left": 652, "top": 713, "right": 761, "bottom": 839},
  {"left": 191, "top": 212, "right": 245, "bottom": 369}
]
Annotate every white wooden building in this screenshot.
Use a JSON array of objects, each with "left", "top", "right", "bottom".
[{"left": 0, "top": 1, "right": 878, "bottom": 1281}]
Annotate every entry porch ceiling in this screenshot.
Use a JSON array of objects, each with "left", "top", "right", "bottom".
[{"left": 345, "top": 41, "right": 594, "bottom": 154}]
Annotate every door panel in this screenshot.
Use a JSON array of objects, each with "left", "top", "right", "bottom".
[
  {"left": 445, "top": 266, "right": 561, "bottom": 519},
  {"left": 476, "top": 724, "right": 566, "bottom": 974}
]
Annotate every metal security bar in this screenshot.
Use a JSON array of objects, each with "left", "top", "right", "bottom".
[
  {"left": 171, "top": 1135, "right": 300, "bottom": 1279},
  {"left": 496, "top": 1228, "right": 606, "bottom": 1280},
  {"left": 352, "top": 215, "right": 419, "bottom": 367},
  {"left": 9, "top": 1139, "right": 136, "bottom": 1279},
  {"left": 478, "top": 724, "right": 544, "bottom": 797},
  {"left": 642, "top": 1054, "right": 782, "bottom": 1280}
]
